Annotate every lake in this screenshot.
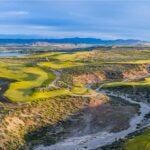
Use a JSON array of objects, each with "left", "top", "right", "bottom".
[{"left": 0, "top": 51, "right": 28, "bottom": 57}]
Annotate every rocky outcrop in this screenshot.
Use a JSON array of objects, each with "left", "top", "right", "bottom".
[
  {"left": 123, "top": 65, "right": 148, "bottom": 79},
  {"left": 73, "top": 72, "right": 106, "bottom": 85}
]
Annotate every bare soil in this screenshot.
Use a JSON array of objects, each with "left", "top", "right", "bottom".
[{"left": 45, "top": 96, "right": 137, "bottom": 142}]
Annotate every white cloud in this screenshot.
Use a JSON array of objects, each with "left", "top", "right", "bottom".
[
  {"left": 8, "top": 11, "right": 29, "bottom": 15},
  {"left": 0, "top": 24, "right": 52, "bottom": 29},
  {"left": 0, "top": 11, "right": 29, "bottom": 18},
  {"left": 27, "top": 25, "right": 49, "bottom": 30}
]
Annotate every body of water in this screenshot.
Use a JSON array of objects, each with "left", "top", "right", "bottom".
[{"left": 0, "top": 51, "right": 28, "bottom": 57}]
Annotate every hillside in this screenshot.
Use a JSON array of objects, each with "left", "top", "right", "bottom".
[
  {"left": 0, "top": 37, "right": 144, "bottom": 45},
  {"left": 0, "top": 48, "right": 150, "bottom": 150}
]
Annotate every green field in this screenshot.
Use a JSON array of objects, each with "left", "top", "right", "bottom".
[
  {"left": 2, "top": 50, "right": 150, "bottom": 102},
  {"left": 4, "top": 67, "right": 56, "bottom": 101},
  {"left": 71, "top": 86, "right": 88, "bottom": 95},
  {"left": 0, "top": 52, "right": 88, "bottom": 102},
  {"left": 102, "top": 77, "right": 150, "bottom": 88},
  {"left": 125, "top": 129, "right": 150, "bottom": 150}
]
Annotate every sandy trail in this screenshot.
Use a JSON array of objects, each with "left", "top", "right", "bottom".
[{"left": 49, "top": 69, "right": 61, "bottom": 88}]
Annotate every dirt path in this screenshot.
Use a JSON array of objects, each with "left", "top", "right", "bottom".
[{"left": 48, "top": 69, "right": 61, "bottom": 88}]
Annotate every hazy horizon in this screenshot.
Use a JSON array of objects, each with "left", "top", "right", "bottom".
[{"left": 0, "top": 34, "right": 144, "bottom": 41}]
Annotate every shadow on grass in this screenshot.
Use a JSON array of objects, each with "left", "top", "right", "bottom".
[{"left": 0, "top": 78, "right": 16, "bottom": 103}]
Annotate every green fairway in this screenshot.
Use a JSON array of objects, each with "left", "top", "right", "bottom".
[
  {"left": 38, "top": 61, "right": 83, "bottom": 69},
  {"left": 0, "top": 52, "right": 90, "bottom": 102},
  {"left": 2, "top": 50, "right": 150, "bottom": 102},
  {"left": 4, "top": 67, "right": 56, "bottom": 102},
  {"left": 125, "top": 129, "right": 150, "bottom": 150},
  {"left": 102, "top": 77, "right": 150, "bottom": 88},
  {"left": 71, "top": 86, "right": 88, "bottom": 95}
]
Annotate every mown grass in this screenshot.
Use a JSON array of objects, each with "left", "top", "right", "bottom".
[
  {"left": 71, "top": 86, "right": 88, "bottom": 95},
  {"left": 37, "top": 52, "right": 86, "bottom": 69},
  {"left": 125, "top": 128, "right": 150, "bottom": 150},
  {"left": 38, "top": 61, "right": 83, "bottom": 69},
  {"left": 2, "top": 50, "right": 150, "bottom": 102},
  {"left": 102, "top": 77, "right": 150, "bottom": 88},
  {"left": 0, "top": 52, "right": 87, "bottom": 102},
  {"left": 25, "top": 51, "right": 87, "bottom": 61},
  {"left": 0, "top": 61, "right": 57, "bottom": 102},
  {"left": 4, "top": 67, "right": 56, "bottom": 102}
]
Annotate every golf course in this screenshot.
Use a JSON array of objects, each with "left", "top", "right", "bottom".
[{"left": 1, "top": 49, "right": 150, "bottom": 150}]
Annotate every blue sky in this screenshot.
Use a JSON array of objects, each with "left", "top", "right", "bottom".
[{"left": 0, "top": 0, "right": 150, "bottom": 40}]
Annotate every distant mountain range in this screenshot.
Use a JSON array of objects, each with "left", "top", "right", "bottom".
[{"left": 0, "top": 36, "right": 145, "bottom": 45}]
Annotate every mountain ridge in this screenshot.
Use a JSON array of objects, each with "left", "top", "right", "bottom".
[{"left": 0, "top": 37, "right": 145, "bottom": 45}]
